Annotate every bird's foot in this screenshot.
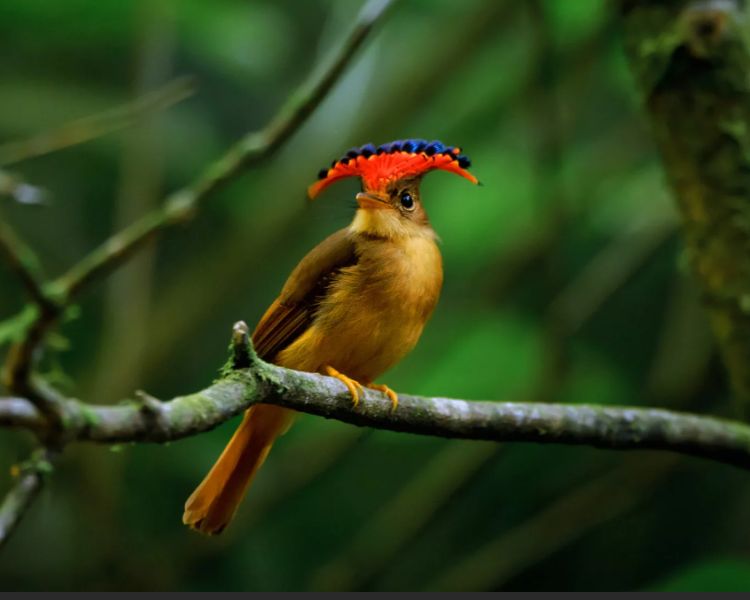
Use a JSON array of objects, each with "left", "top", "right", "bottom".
[
  {"left": 365, "top": 382, "right": 398, "bottom": 411},
  {"left": 324, "top": 365, "right": 365, "bottom": 407}
]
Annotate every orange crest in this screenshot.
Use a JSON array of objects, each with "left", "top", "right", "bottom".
[{"left": 307, "top": 139, "right": 478, "bottom": 199}]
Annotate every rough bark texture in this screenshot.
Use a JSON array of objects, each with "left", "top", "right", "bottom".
[
  {"left": 622, "top": 0, "right": 750, "bottom": 414},
  {"left": 4, "top": 349, "right": 750, "bottom": 470}
]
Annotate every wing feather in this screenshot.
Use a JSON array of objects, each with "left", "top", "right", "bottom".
[{"left": 251, "top": 228, "right": 356, "bottom": 361}]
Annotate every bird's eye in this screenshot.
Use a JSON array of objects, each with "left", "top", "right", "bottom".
[{"left": 400, "top": 191, "right": 415, "bottom": 210}]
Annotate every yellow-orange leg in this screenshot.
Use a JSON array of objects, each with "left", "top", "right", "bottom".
[
  {"left": 365, "top": 382, "right": 399, "bottom": 411},
  {"left": 324, "top": 365, "right": 365, "bottom": 407}
]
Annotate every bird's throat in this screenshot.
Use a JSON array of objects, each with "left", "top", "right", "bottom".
[{"left": 349, "top": 208, "right": 436, "bottom": 241}]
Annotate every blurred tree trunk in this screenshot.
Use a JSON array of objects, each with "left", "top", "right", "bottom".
[{"left": 622, "top": 0, "right": 750, "bottom": 416}]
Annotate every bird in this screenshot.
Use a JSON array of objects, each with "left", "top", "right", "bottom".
[{"left": 182, "top": 139, "right": 478, "bottom": 534}]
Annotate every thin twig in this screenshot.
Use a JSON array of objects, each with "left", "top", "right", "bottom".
[
  {"left": 0, "top": 77, "right": 195, "bottom": 167},
  {"left": 0, "top": 448, "right": 53, "bottom": 550},
  {"left": 52, "top": 0, "right": 395, "bottom": 301},
  {"left": 0, "top": 219, "right": 62, "bottom": 421},
  {"left": 0, "top": 0, "right": 395, "bottom": 410},
  {"left": 129, "top": 0, "right": 512, "bottom": 381},
  {"left": 0, "top": 220, "right": 57, "bottom": 314}
]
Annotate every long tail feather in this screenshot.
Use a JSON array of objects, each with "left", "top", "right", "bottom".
[{"left": 182, "top": 405, "right": 294, "bottom": 535}]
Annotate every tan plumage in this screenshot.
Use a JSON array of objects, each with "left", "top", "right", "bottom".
[{"left": 183, "top": 177, "right": 443, "bottom": 534}]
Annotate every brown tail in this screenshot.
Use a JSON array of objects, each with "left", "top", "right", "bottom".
[{"left": 183, "top": 404, "right": 294, "bottom": 535}]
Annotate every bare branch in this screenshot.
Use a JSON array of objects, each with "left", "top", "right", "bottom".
[
  {"left": 0, "top": 397, "right": 40, "bottom": 431},
  {"left": 0, "top": 77, "right": 195, "bottom": 167},
  {"left": 3, "top": 334, "right": 750, "bottom": 471},
  {"left": 0, "top": 220, "right": 57, "bottom": 314},
  {"left": 230, "top": 320, "right": 254, "bottom": 369},
  {"left": 2, "top": 316, "right": 64, "bottom": 423},
  {"left": 0, "top": 448, "right": 52, "bottom": 549},
  {"left": 0, "top": 219, "right": 63, "bottom": 422},
  {"left": 0, "top": 0, "right": 395, "bottom": 413},
  {"left": 52, "top": 0, "right": 396, "bottom": 302}
]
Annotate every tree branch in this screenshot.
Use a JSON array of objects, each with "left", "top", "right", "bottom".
[
  {"left": 3, "top": 329, "right": 750, "bottom": 470},
  {"left": 0, "top": 397, "right": 40, "bottom": 431},
  {"left": 0, "top": 0, "right": 395, "bottom": 413},
  {"left": 0, "top": 77, "right": 195, "bottom": 167},
  {"left": 622, "top": 0, "right": 750, "bottom": 414},
  {"left": 0, "top": 221, "right": 62, "bottom": 421},
  {"left": 6, "top": 0, "right": 748, "bottom": 552},
  {"left": 51, "top": 0, "right": 395, "bottom": 302},
  {"left": 0, "top": 448, "right": 52, "bottom": 549},
  {"left": 0, "top": 220, "right": 57, "bottom": 314}
]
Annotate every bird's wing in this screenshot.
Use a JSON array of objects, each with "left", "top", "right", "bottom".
[{"left": 251, "top": 227, "right": 357, "bottom": 360}]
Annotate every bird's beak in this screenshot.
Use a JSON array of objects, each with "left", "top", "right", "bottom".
[{"left": 355, "top": 192, "right": 390, "bottom": 210}]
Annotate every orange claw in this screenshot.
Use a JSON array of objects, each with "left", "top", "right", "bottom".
[
  {"left": 324, "top": 365, "right": 365, "bottom": 407},
  {"left": 366, "top": 382, "right": 399, "bottom": 411}
]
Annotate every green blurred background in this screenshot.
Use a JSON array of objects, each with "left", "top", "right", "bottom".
[{"left": 1, "top": 0, "right": 750, "bottom": 591}]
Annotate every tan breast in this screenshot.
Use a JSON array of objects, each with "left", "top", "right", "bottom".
[{"left": 276, "top": 233, "right": 443, "bottom": 382}]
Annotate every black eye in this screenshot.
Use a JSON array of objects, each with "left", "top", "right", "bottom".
[{"left": 400, "top": 191, "right": 414, "bottom": 210}]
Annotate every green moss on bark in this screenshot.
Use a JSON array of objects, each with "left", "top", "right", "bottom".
[{"left": 623, "top": 0, "right": 750, "bottom": 415}]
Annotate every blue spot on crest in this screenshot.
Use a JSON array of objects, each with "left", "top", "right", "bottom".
[{"left": 315, "top": 139, "right": 473, "bottom": 179}]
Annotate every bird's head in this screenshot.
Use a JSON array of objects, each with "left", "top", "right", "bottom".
[{"left": 308, "top": 139, "right": 478, "bottom": 240}]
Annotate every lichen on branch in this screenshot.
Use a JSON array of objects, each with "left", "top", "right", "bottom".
[{"left": 4, "top": 327, "right": 750, "bottom": 471}]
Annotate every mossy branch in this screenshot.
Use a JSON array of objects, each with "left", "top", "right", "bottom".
[
  {"left": 3, "top": 323, "right": 750, "bottom": 470},
  {"left": 622, "top": 0, "right": 750, "bottom": 414},
  {"left": 0, "top": 0, "right": 395, "bottom": 547},
  {"left": 0, "top": 0, "right": 395, "bottom": 420}
]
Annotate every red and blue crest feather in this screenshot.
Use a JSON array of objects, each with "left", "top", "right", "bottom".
[{"left": 307, "top": 139, "right": 478, "bottom": 199}]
